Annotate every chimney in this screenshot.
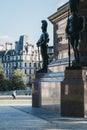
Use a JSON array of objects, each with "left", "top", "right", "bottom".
[
  {"left": 0, "top": 45, "right": 4, "bottom": 51},
  {"left": 5, "top": 42, "right": 12, "bottom": 50}
]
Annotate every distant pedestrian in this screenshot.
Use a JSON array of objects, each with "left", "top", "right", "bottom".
[{"left": 12, "top": 90, "right": 16, "bottom": 99}]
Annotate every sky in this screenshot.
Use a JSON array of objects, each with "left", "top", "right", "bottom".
[{"left": 0, "top": 0, "right": 68, "bottom": 48}]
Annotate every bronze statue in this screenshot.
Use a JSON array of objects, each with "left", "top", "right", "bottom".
[
  {"left": 66, "top": 0, "right": 84, "bottom": 67},
  {"left": 70, "top": 0, "right": 80, "bottom": 13},
  {"left": 36, "top": 20, "right": 49, "bottom": 72}
]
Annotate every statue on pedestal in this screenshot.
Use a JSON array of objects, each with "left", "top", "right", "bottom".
[
  {"left": 36, "top": 20, "right": 49, "bottom": 72},
  {"left": 66, "top": 0, "right": 84, "bottom": 67}
]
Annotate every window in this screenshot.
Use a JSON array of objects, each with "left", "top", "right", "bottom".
[
  {"left": 25, "top": 63, "right": 26, "bottom": 67},
  {"left": 25, "top": 69, "right": 26, "bottom": 74},
  {"left": 8, "top": 56, "right": 10, "bottom": 61},
  {"left": 16, "top": 56, "right": 18, "bottom": 60},
  {"left": 29, "top": 63, "right": 31, "bottom": 67},
  {"left": 29, "top": 69, "right": 31, "bottom": 74},
  {"left": 6, "top": 63, "right": 8, "bottom": 68},
  {"left": 3, "top": 63, "right": 5, "bottom": 68},
  {"left": 16, "top": 62, "right": 18, "bottom": 68},
  {"left": 20, "top": 62, "right": 21, "bottom": 67},
  {"left": 34, "top": 63, "right": 36, "bottom": 67}
]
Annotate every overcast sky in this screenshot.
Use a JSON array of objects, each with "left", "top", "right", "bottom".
[{"left": 0, "top": 0, "right": 68, "bottom": 48}]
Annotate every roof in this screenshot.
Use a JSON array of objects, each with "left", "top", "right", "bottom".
[{"left": 0, "top": 49, "right": 23, "bottom": 56}]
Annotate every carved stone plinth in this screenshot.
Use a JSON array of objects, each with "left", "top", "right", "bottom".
[{"left": 61, "top": 68, "right": 87, "bottom": 117}]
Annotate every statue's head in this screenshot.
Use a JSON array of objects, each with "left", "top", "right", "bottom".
[
  {"left": 41, "top": 20, "right": 47, "bottom": 32},
  {"left": 41, "top": 20, "right": 47, "bottom": 27}
]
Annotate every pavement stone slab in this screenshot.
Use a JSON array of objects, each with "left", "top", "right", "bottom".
[{"left": 0, "top": 105, "right": 87, "bottom": 129}]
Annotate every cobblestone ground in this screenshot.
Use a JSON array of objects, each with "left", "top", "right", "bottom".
[
  {"left": 0, "top": 105, "right": 87, "bottom": 130},
  {"left": 0, "top": 106, "right": 54, "bottom": 130}
]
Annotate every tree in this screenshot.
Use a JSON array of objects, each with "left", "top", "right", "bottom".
[
  {"left": 0, "top": 62, "right": 8, "bottom": 91},
  {"left": 10, "top": 69, "right": 26, "bottom": 90}
]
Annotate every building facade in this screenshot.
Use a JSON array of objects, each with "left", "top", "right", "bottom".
[
  {"left": 0, "top": 35, "right": 40, "bottom": 86},
  {"left": 48, "top": 2, "right": 69, "bottom": 61},
  {"left": 48, "top": 2, "right": 70, "bottom": 73}
]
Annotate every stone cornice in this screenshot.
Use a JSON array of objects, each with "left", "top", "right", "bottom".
[
  {"left": 48, "top": 2, "right": 69, "bottom": 23},
  {"left": 48, "top": 0, "right": 87, "bottom": 23}
]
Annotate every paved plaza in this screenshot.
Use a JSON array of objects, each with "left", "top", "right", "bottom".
[{"left": 0, "top": 104, "right": 87, "bottom": 130}]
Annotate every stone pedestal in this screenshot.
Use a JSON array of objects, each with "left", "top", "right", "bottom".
[
  {"left": 32, "top": 72, "right": 64, "bottom": 113},
  {"left": 32, "top": 82, "right": 41, "bottom": 107},
  {"left": 61, "top": 68, "right": 87, "bottom": 117},
  {"left": 32, "top": 73, "right": 44, "bottom": 107}
]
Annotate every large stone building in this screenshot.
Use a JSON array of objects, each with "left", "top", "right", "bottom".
[
  {"left": 0, "top": 35, "right": 40, "bottom": 85},
  {"left": 48, "top": 2, "right": 71, "bottom": 73}
]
